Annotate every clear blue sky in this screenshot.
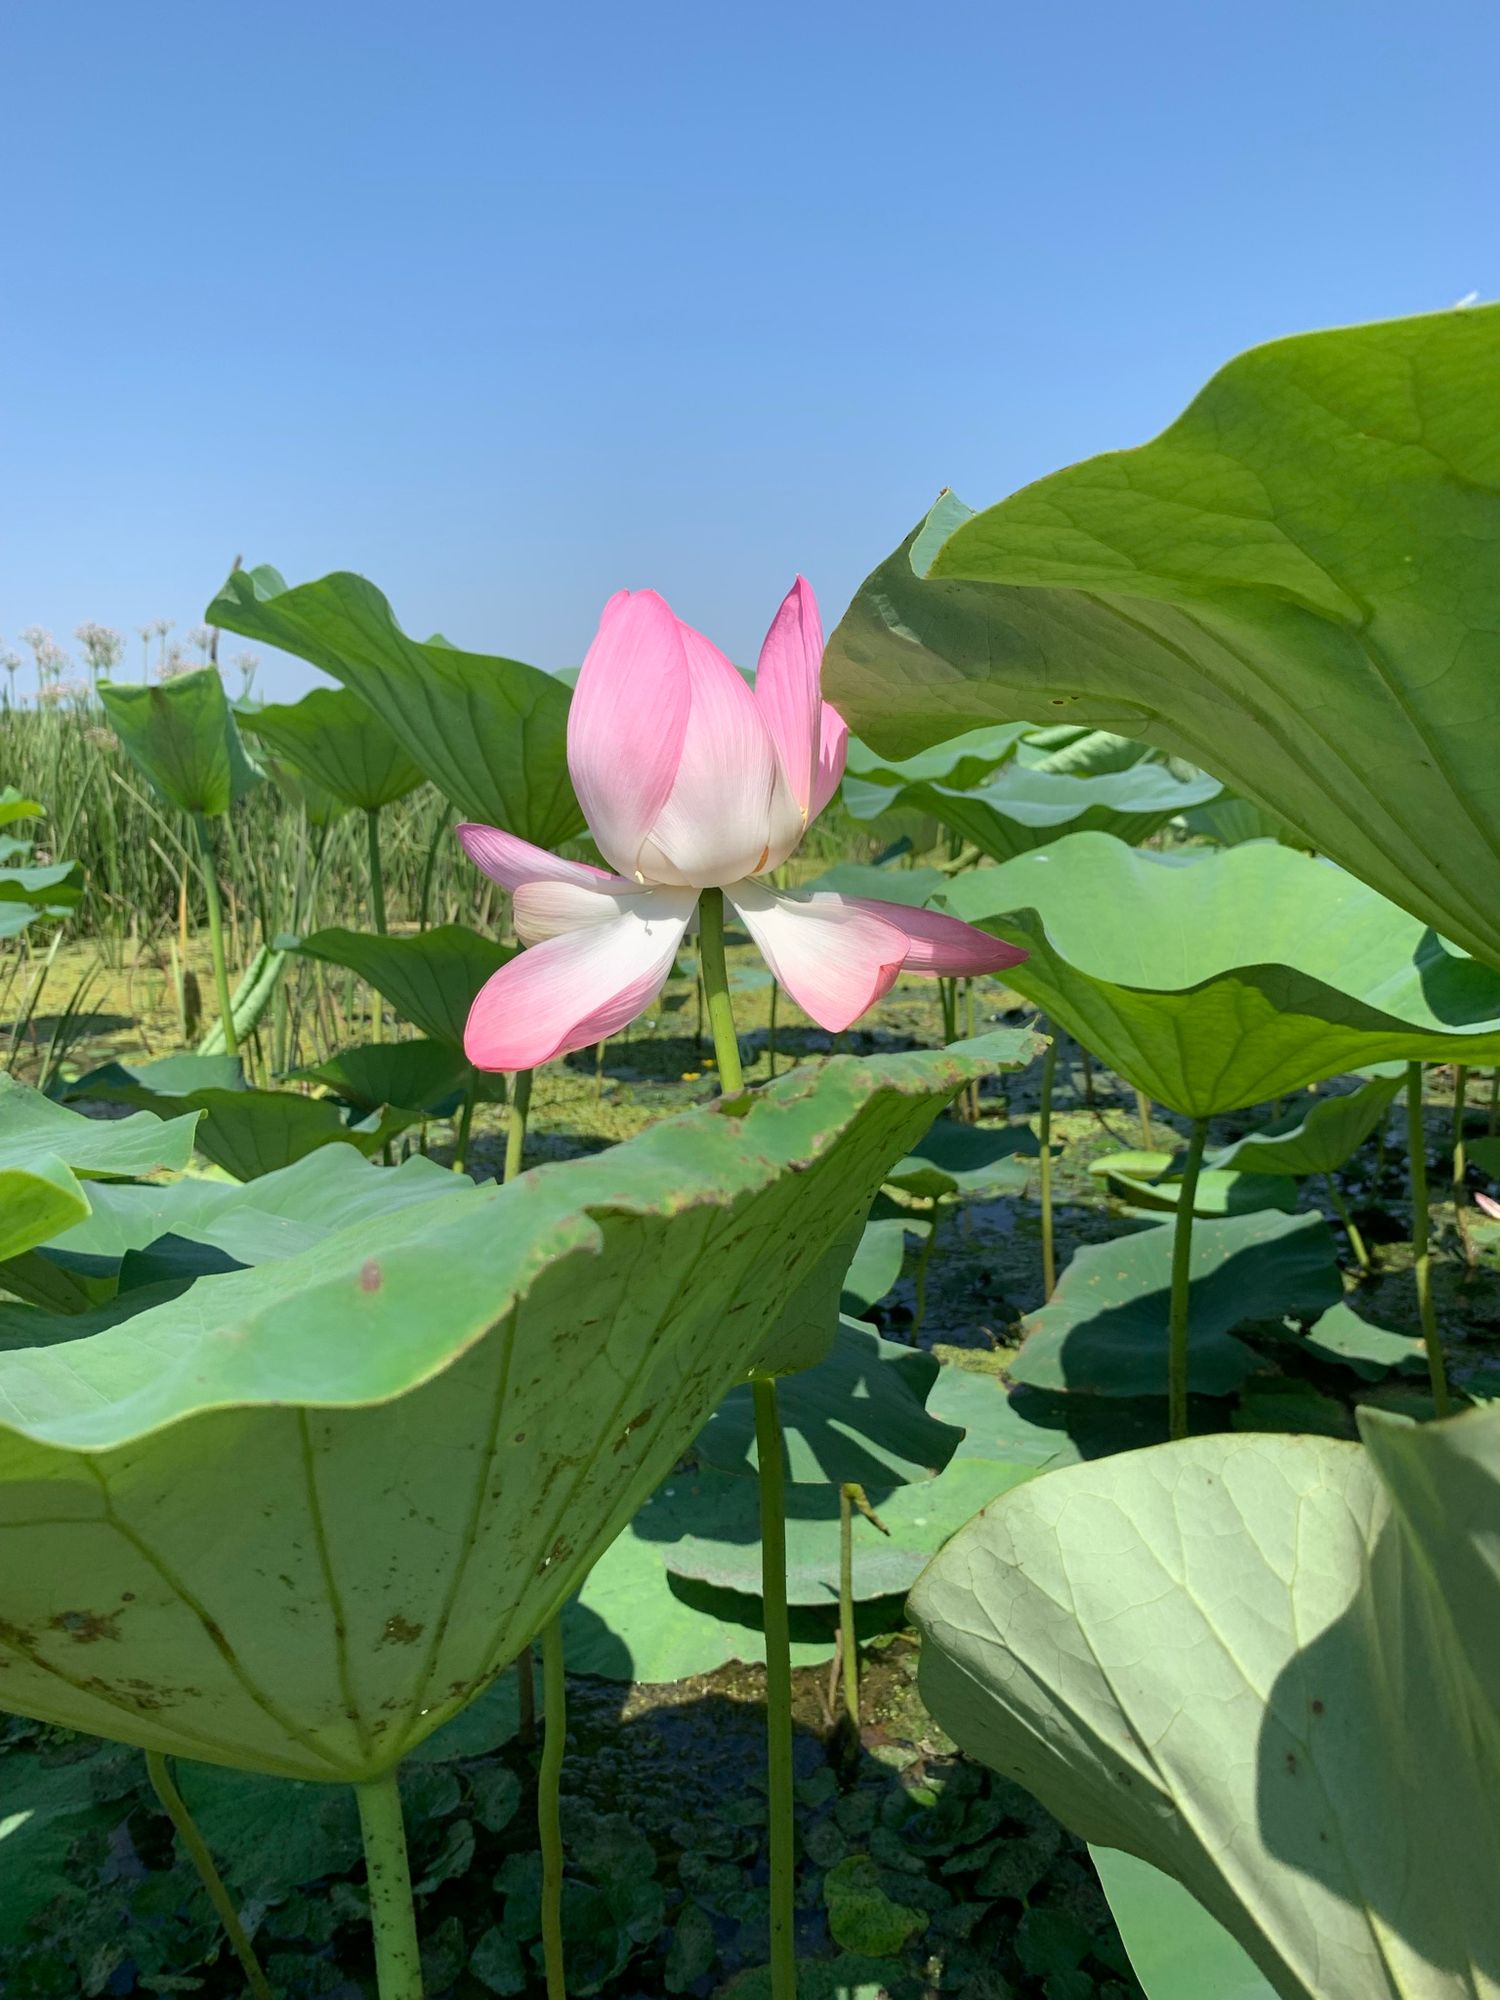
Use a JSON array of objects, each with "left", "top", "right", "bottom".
[{"left": 2, "top": 0, "right": 1493, "bottom": 700}]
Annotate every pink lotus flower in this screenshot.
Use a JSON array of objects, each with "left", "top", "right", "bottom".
[{"left": 457, "top": 580, "right": 1025, "bottom": 1071}]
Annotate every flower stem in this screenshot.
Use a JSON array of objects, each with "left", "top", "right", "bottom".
[
  {"left": 1038, "top": 1033, "right": 1057, "bottom": 1301},
  {"left": 146, "top": 1751, "right": 272, "bottom": 2000},
  {"left": 1324, "top": 1174, "right": 1372, "bottom": 1272},
  {"left": 839, "top": 1484, "right": 859, "bottom": 1731},
  {"left": 752, "top": 1373, "right": 797, "bottom": 1999},
  {"left": 193, "top": 812, "right": 238, "bottom": 1057},
  {"left": 453, "top": 1069, "right": 477, "bottom": 1175},
  {"left": 1406, "top": 1064, "right": 1452, "bottom": 1415},
  {"left": 698, "top": 887, "right": 746, "bottom": 1103},
  {"left": 1167, "top": 1116, "right": 1209, "bottom": 1441},
  {"left": 768, "top": 980, "right": 779, "bottom": 1080},
  {"left": 504, "top": 1067, "right": 533, "bottom": 1182},
  {"left": 539, "top": 1616, "right": 568, "bottom": 2000},
  {"left": 355, "top": 1769, "right": 423, "bottom": 2000}
]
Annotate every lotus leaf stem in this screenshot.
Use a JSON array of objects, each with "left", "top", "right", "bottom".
[
  {"left": 145, "top": 1751, "right": 272, "bottom": 2000},
  {"left": 1038, "top": 1033, "right": 1057, "bottom": 1300},
  {"left": 1323, "top": 1175, "right": 1372, "bottom": 1272},
  {"left": 193, "top": 811, "right": 238, "bottom": 1057},
  {"left": 1167, "top": 1116, "right": 1209, "bottom": 1440},
  {"left": 355, "top": 1769, "right": 423, "bottom": 2000},
  {"left": 1135, "top": 1089, "right": 1153, "bottom": 1149},
  {"left": 417, "top": 799, "right": 452, "bottom": 932},
  {"left": 768, "top": 978, "right": 778, "bottom": 1079},
  {"left": 1406, "top": 1064, "right": 1453, "bottom": 1415},
  {"left": 453, "top": 1070, "right": 478, "bottom": 1176},
  {"left": 698, "top": 887, "right": 747, "bottom": 1104},
  {"left": 504, "top": 1068, "right": 533, "bottom": 1182},
  {"left": 839, "top": 1483, "right": 858, "bottom": 1730},
  {"left": 1453, "top": 1064, "right": 1473, "bottom": 1264},
  {"left": 911, "top": 1199, "right": 940, "bottom": 1336},
  {"left": 753, "top": 1373, "right": 797, "bottom": 2000},
  {"left": 539, "top": 1617, "right": 568, "bottom": 2000}
]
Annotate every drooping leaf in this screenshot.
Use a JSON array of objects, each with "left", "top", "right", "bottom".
[
  {"left": 1203, "top": 1071, "right": 1405, "bottom": 1177},
  {"left": 1017, "top": 728, "right": 1159, "bottom": 777},
  {"left": 0, "top": 1076, "right": 199, "bottom": 1262},
  {"left": 1090, "top": 1847, "right": 1278, "bottom": 2000},
  {"left": 842, "top": 724, "right": 1028, "bottom": 791},
  {"left": 840, "top": 1215, "right": 914, "bottom": 1314},
  {"left": 910, "top": 1404, "right": 1500, "bottom": 2000},
  {"left": 1296, "top": 1302, "right": 1426, "bottom": 1381},
  {"left": 239, "top": 686, "right": 427, "bottom": 811},
  {"left": 1088, "top": 1152, "right": 1297, "bottom": 1217},
  {"left": 884, "top": 1116, "right": 1040, "bottom": 1201},
  {"left": 696, "top": 1316, "right": 964, "bottom": 1486},
  {"left": 846, "top": 763, "right": 1220, "bottom": 861},
  {"left": 1184, "top": 796, "right": 1310, "bottom": 850},
  {"left": 941, "top": 833, "right": 1500, "bottom": 1115},
  {"left": 292, "top": 1038, "right": 469, "bottom": 1115},
  {"left": 0, "top": 854, "right": 83, "bottom": 938},
  {"left": 825, "top": 307, "right": 1500, "bottom": 969},
  {"left": 98, "top": 669, "right": 261, "bottom": 815},
  {"left": 0, "top": 1037, "right": 1020, "bottom": 1779},
  {"left": 292, "top": 925, "right": 515, "bottom": 1050},
  {"left": 208, "top": 565, "right": 582, "bottom": 846},
  {"left": 1009, "top": 1209, "right": 1344, "bottom": 1399}
]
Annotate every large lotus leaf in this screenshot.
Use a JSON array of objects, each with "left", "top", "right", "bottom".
[
  {"left": 239, "top": 685, "right": 426, "bottom": 811},
  {"left": 798, "top": 862, "right": 950, "bottom": 909},
  {"left": 208, "top": 565, "right": 582, "bottom": 848},
  {"left": 941, "top": 834, "right": 1500, "bottom": 1115},
  {"left": 824, "top": 308, "right": 1500, "bottom": 970},
  {"left": 885, "top": 1116, "right": 1040, "bottom": 1201},
  {"left": 64, "top": 1053, "right": 249, "bottom": 1104},
  {"left": 1205, "top": 1071, "right": 1405, "bottom": 1177},
  {"left": 846, "top": 764, "right": 1220, "bottom": 862},
  {"left": 1088, "top": 1152, "right": 1295, "bottom": 1217},
  {"left": 98, "top": 670, "right": 260, "bottom": 815},
  {"left": 292, "top": 925, "right": 515, "bottom": 1051},
  {"left": 0, "top": 854, "right": 83, "bottom": 939},
  {"left": 291, "top": 1038, "right": 469, "bottom": 1116},
  {"left": 0, "top": 1077, "right": 199, "bottom": 1262},
  {"left": 841, "top": 1214, "right": 915, "bottom": 1314},
  {"left": 1017, "top": 728, "right": 1158, "bottom": 777},
  {"left": 0, "top": 1038, "right": 1014, "bottom": 1780},
  {"left": 1009, "top": 1208, "right": 1344, "bottom": 1399},
  {"left": 1295, "top": 1302, "right": 1426, "bottom": 1381},
  {"left": 910, "top": 1403, "right": 1500, "bottom": 2000},
  {"left": 696, "top": 1315, "right": 963, "bottom": 1486},
  {"left": 1090, "top": 1847, "right": 1277, "bottom": 2000},
  {"left": 842, "top": 724, "right": 1027, "bottom": 791},
  {"left": 1184, "top": 796, "right": 1310, "bottom": 850}
]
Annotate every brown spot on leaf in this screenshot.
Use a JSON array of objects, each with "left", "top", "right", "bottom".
[
  {"left": 381, "top": 1615, "right": 424, "bottom": 1646},
  {"left": 361, "top": 1259, "right": 383, "bottom": 1293},
  {"left": 1311, "top": 1698, "right": 1325, "bottom": 1716},
  {"left": 51, "top": 1610, "right": 121, "bottom": 1645}
]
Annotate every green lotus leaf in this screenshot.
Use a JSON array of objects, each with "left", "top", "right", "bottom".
[
  {"left": 292, "top": 925, "right": 515, "bottom": 1051},
  {"left": 825, "top": 307, "right": 1500, "bottom": 969},
  {"left": 65, "top": 1053, "right": 248, "bottom": 1103},
  {"left": 291, "top": 1038, "right": 469, "bottom": 1116},
  {"left": 0, "top": 1038, "right": 1015, "bottom": 1780},
  {"left": 0, "top": 789, "right": 44, "bottom": 829},
  {"left": 910, "top": 1403, "right": 1500, "bottom": 2000},
  {"left": 841, "top": 1214, "right": 914, "bottom": 1314},
  {"left": 98, "top": 669, "right": 261, "bottom": 816},
  {"left": 1296, "top": 1302, "right": 1425, "bottom": 1381},
  {"left": 843, "top": 723, "right": 1028, "bottom": 791},
  {"left": 1088, "top": 1152, "right": 1295, "bottom": 1217},
  {"left": 1184, "top": 796, "right": 1310, "bottom": 850},
  {"left": 1016, "top": 728, "right": 1158, "bottom": 777},
  {"left": 0, "top": 1077, "right": 200, "bottom": 1263},
  {"left": 696, "top": 1316, "right": 964, "bottom": 1487},
  {"left": 208, "top": 565, "right": 582, "bottom": 847},
  {"left": 798, "top": 862, "right": 950, "bottom": 909},
  {"left": 847, "top": 764, "right": 1220, "bottom": 862},
  {"left": 239, "top": 686, "right": 426, "bottom": 811},
  {"left": 0, "top": 856, "right": 83, "bottom": 941},
  {"left": 941, "top": 834, "right": 1500, "bottom": 1115},
  {"left": 1204, "top": 1071, "right": 1405, "bottom": 1177},
  {"left": 1009, "top": 1209, "right": 1343, "bottom": 1399},
  {"left": 255, "top": 746, "right": 349, "bottom": 826},
  {"left": 885, "top": 1116, "right": 1040, "bottom": 1201},
  {"left": 1090, "top": 1848, "right": 1277, "bottom": 2000}
]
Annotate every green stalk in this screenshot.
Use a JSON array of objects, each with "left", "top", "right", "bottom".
[
  {"left": 753, "top": 1374, "right": 797, "bottom": 2000},
  {"left": 1166, "top": 1116, "right": 1209, "bottom": 1441},
  {"left": 418, "top": 799, "right": 453, "bottom": 932},
  {"left": 911, "top": 1198, "right": 940, "bottom": 1337},
  {"left": 193, "top": 812, "right": 238, "bottom": 1058},
  {"left": 839, "top": 1484, "right": 859, "bottom": 1731},
  {"left": 539, "top": 1617, "right": 568, "bottom": 2000},
  {"left": 1453, "top": 1064, "right": 1473, "bottom": 1264},
  {"left": 355, "top": 1770, "right": 423, "bottom": 2000},
  {"left": 146, "top": 1751, "right": 272, "bottom": 2000},
  {"left": 698, "top": 888, "right": 747, "bottom": 1103},
  {"left": 1324, "top": 1175, "right": 1372, "bottom": 1272},
  {"left": 453, "top": 1069, "right": 478, "bottom": 1175},
  {"left": 1406, "top": 1064, "right": 1453, "bottom": 1415},
  {"left": 366, "top": 808, "right": 387, "bottom": 1043},
  {"left": 1135, "top": 1088, "right": 1153, "bottom": 1149},
  {"left": 768, "top": 979, "right": 779, "bottom": 1081},
  {"left": 504, "top": 1068, "right": 533, "bottom": 1182},
  {"left": 1038, "top": 1033, "right": 1057, "bottom": 1301}
]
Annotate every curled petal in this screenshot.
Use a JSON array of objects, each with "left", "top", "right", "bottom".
[
  {"left": 725, "top": 880, "right": 907, "bottom": 1032},
  {"left": 511, "top": 877, "right": 647, "bottom": 944},
  {"left": 1476, "top": 1191, "right": 1500, "bottom": 1220},
  {"left": 456, "top": 822, "right": 621, "bottom": 893},
  {"left": 848, "top": 898, "right": 1028, "bottom": 976},
  {"left": 754, "top": 576, "right": 824, "bottom": 818},
  {"left": 567, "top": 591, "right": 692, "bottom": 877},
  {"left": 641, "top": 621, "right": 791, "bottom": 886},
  {"left": 464, "top": 888, "right": 697, "bottom": 1071}
]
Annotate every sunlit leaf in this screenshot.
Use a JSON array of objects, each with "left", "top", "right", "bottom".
[
  {"left": 292, "top": 925, "right": 514, "bottom": 1050},
  {"left": 240, "top": 686, "right": 426, "bottom": 811},
  {"left": 99, "top": 669, "right": 261, "bottom": 815}
]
